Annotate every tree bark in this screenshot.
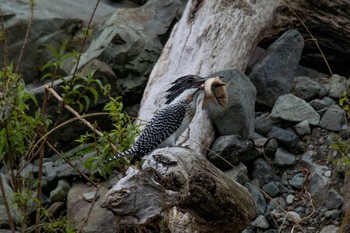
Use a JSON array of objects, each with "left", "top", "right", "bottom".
[{"left": 101, "top": 148, "right": 255, "bottom": 233}]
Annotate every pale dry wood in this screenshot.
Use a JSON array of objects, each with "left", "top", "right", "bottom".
[{"left": 101, "top": 147, "right": 255, "bottom": 233}]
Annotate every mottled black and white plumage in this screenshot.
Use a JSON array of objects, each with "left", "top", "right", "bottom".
[{"left": 105, "top": 75, "right": 206, "bottom": 164}]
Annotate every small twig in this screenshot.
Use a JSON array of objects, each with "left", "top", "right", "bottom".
[
  {"left": 282, "top": 0, "right": 333, "bottom": 76},
  {"left": 0, "top": 174, "right": 16, "bottom": 233},
  {"left": 35, "top": 88, "right": 50, "bottom": 233},
  {"left": 45, "top": 85, "right": 103, "bottom": 137},
  {"left": 24, "top": 112, "right": 109, "bottom": 166},
  {"left": 69, "top": 0, "right": 101, "bottom": 83},
  {"left": 46, "top": 141, "right": 99, "bottom": 187},
  {"left": 15, "top": 0, "right": 35, "bottom": 73},
  {"left": 78, "top": 186, "right": 101, "bottom": 232},
  {"left": 0, "top": 15, "right": 9, "bottom": 69}
]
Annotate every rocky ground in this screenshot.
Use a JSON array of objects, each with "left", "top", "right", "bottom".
[{"left": 0, "top": 0, "right": 350, "bottom": 233}]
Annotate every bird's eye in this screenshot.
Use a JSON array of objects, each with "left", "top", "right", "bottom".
[{"left": 187, "top": 78, "right": 194, "bottom": 83}]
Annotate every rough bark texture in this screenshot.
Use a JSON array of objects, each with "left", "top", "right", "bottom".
[
  {"left": 101, "top": 148, "right": 255, "bottom": 233},
  {"left": 137, "top": 0, "right": 283, "bottom": 154}
]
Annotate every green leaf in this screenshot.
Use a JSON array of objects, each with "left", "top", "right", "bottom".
[
  {"left": 41, "top": 61, "right": 54, "bottom": 71},
  {"left": 72, "top": 84, "right": 85, "bottom": 91},
  {"left": 88, "top": 87, "right": 99, "bottom": 103},
  {"left": 43, "top": 44, "right": 60, "bottom": 60},
  {"left": 82, "top": 95, "right": 90, "bottom": 111}
]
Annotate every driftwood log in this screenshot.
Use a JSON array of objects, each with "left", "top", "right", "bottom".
[{"left": 101, "top": 147, "right": 255, "bottom": 233}]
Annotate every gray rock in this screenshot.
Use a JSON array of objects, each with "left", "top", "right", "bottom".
[
  {"left": 294, "top": 120, "right": 311, "bottom": 136},
  {"left": 248, "top": 30, "right": 304, "bottom": 107},
  {"left": 292, "top": 76, "right": 324, "bottom": 101},
  {"left": 286, "top": 211, "right": 302, "bottom": 223},
  {"left": 286, "top": 194, "right": 295, "bottom": 205},
  {"left": 319, "top": 104, "right": 346, "bottom": 131},
  {"left": 67, "top": 183, "right": 116, "bottom": 233},
  {"left": 252, "top": 158, "right": 280, "bottom": 185},
  {"left": 274, "top": 147, "right": 296, "bottom": 166},
  {"left": 289, "top": 173, "right": 304, "bottom": 189},
  {"left": 83, "top": 191, "right": 100, "bottom": 203},
  {"left": 295, "top": 65, "right": 329, "bottom": 85},
  {"left": 266, "top": 197, "right": 287, "bottom": 212},
  {"left": 79, "top": 0, "right": 181, "bottom": 101},
  {"left": 319, "top": 225, "right": 339, "bottom": 233},
  {"left": 262, "top": 182, "right": 279, "bottom": 197},
  {"left": 255, "top": 113, "right": 277, "bottom": 135},
  {"left": 207, "top": 135, "right": 255, "bottom": 170},
  {"left": 224, "top": 163, "right": 248, "bottom": 185},
  {"left": 268, "top": 126, "right": 298, "bottom": 148},
  {"left": 304, "top": 163, "right": 330, "bottom": 198},
  {"left": 18, "top": 162, "right": 39, "bottom": 179},
  {"left": 295, "top": 206, "right": 305, "bottom": 213},
  {"left": 324, "top": 210, "right": 341, "bottom": 219},
  {"left": 0, "top": 1, "right": 83, "bottom": 83},
  {"left": 251, "top": 215, "right": 270, "bottom": 229},
  {"left": 271, "top": 94, "right": 320, "bottom": 126},
  {"left": 50, "top": 179, "right": 71, "bottom": 202},
  {"left": 208, "top": 69, "right": 256, "bottom": 139},
  {"left": 0, "top": 174, "right": 21, "bottom": 226},
  {"left": 309, "top": 97, "right": 335, "bottom": 111},
  {"left": 328, "top": 74, "right": 349, "bottom": 99},
  {"left": 324, "top": 170, "right": 332, "bottom": 177},
  {"left": 264, "top": 138, "right": 279, "bottom": 157},
  {"left": 244, "top": 183, "right": 266, "bottom": 216},
  {"left": 55, "top": 148, "right": 98, "bottom": 178},
  {"left": 325, "top": 189, "right": 343, "bottom": 209},
  {"left": 43, "top": 161, "right": 57, "bottom": 184}
]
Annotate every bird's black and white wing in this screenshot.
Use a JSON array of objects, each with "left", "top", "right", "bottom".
[{"left": 105, "top": 102, "right": 186, "bottom": 163}]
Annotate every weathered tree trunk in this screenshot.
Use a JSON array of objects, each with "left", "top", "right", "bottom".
[{"left": 101, "top": 148, "right": 255, "bottom": 233}]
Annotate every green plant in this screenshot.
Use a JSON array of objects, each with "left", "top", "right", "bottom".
[
  {"left": 0, "top": 10, "right": 139, "bottom": 233},
  {"left": 332, "top": 91, "right": 350, "bottom": 170}
]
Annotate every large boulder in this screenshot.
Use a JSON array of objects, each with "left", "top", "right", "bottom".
[
  {"left": 208, "top": 69, "right": 256, "bottom": 139},
  {"left": 1, "top": 0, "right": 135, "bottom": 84},
  {"left": 67, "top": 183, "right": 116, "bottom": 233},
  {"left": 79, "top": 0, "right": 182, "bottom": 105},
  {"left": 248, "top": 30, "right": 304, "bottom": 108}
]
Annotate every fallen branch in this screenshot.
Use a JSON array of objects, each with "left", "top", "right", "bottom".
[{"left": 101, "top": 147, "right": 255, "bottom": 233}]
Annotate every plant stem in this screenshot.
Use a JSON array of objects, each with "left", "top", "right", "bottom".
[
  {"left": 15, "top": 1, "right": 35, "bottom": 74},
  {"left": 0, "top": 15, "right": 9, "bottom": 70},
  {"left": 69, "top": 0, "right": 101, "bottom": 83},
  {"left": 35, "top": 88, "right": 49, "bottom": 233},
  {"left": 0, "top": 174, "right": 16, "bottom": 233}
]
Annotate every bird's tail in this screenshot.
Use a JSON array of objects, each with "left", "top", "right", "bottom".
[{"left": 103, "top": 147, "right": 137, "bottom": 164}]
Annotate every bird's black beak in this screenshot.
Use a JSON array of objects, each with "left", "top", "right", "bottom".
[{"left": 196, "top": 77, "right": 206, "bottom": 89}]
